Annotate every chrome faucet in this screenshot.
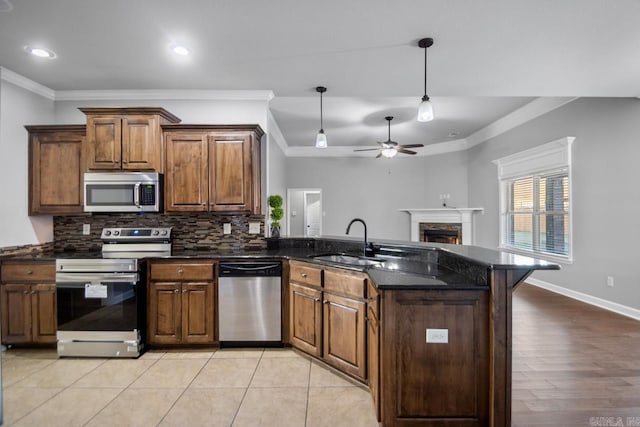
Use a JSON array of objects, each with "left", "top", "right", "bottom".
[{"left": 345, "top": 218, "right": 375, "bottom": 257}]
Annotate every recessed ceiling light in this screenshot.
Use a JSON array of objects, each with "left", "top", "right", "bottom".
[
  {"left": 24, "top": 45, "right": 56, "bottom": 59},
  {"left": 170, "top": 44, "right": 190, "bottom": 56}
]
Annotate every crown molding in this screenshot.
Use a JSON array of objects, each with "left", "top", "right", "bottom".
[
  {"left": 266, "top": 110, "right": 289, "bottom": 153},
  {"left": 54, "top": 89, "right": 275, "bottom": 101},
  {"left": 0, "top": 67, "right": 55, "bottom": 100},
  {"left": 465, "top": 97, "right": 578, "bottom": 149},
  {"left": 285, "top": 138, "right": 469, "bottom": 158}
]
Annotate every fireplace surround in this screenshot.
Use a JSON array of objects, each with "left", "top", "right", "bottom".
[{"left": 401, "top": 208, "right": 484, "bottom": 245}]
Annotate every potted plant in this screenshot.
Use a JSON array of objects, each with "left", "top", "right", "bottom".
[{"left": 268, "top": 194, "right": 284, "bottom": 238}]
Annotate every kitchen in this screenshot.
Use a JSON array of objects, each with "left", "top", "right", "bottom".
[{"left": 2, "top": 1, "right": 640, "bottom": 426}]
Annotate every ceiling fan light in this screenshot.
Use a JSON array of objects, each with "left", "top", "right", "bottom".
[
  {"left": 381, "top": 148, "right": 397, "bottom": 158},
  {"left": 417, "top": 96, "right": 434, "bottom": 122},
  {"left": 315, "top": 129, "right": 327, "bottom": 148}
]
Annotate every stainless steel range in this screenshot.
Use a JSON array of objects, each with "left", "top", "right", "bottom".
[{"left": 55, "top": 227, "right": 171, "bottom": 358}]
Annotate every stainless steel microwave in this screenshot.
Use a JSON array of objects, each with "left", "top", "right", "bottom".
[{"left": 84, "top": 172, "right": 162, "bottom": 213}]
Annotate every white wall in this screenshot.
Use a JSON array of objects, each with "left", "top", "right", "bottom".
[
  {"left": 286, "top": 151, "right": 469, "bottom": 240},
  {"left": 0, "top": 81, "right": 54, "bottom": 248},
  {"left": 468, "top": 97, "right": 640, "bottom": 311},
  {"left": 266, "top": 111, "right": 287, "bottom": 233}
]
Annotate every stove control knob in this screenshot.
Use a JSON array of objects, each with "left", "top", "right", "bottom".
[
  {"left": 113, "top": 231, "right": 120, "bottom": 236},
  {"left": 104, "top": 230, "right": 111, "bottom": 236},
  {"left": 161, "top": 230, "right": 168, "bottom": 236},
  {"left": 152, "top": 230, "right": 159, "bottom": 236}
]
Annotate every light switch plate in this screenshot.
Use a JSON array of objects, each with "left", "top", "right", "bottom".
[
  {"left": 223, "top": 223, "right": 231, "bottom": 234},
  {"left": 248, "top": 222, "right": 260, "bottom": 234},
  {"left": 82, "top": 224, "right": 91, "bottom": 235},
  {"left": 426, "top": 328, "right": 448, "bottom": 344}
]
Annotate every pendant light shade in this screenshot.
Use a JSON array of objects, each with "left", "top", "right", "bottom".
[
  {"left": 315, "top": 86, "right": 328, "bottom": 148},
  {"left": 417, "top": 38, "right": 434, "bottom": 122}
]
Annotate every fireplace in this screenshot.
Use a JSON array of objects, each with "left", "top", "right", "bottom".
[
  {"left": 400, "top": 208, "right": 484, "bottom": 245},
  {"left": 420, "top": 223, "right": 462, "bottom": 244}
]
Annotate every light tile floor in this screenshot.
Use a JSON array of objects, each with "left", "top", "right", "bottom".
[{"left": 1, "top": 348, "right": 379, "bottom": 427}]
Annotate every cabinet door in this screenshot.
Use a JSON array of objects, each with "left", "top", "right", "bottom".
[
  {"left": 368, "top": 314, "right": 380, "bottom": 421},
  {"left": 29, "top": 128, "right": 85, "bottom": 215},
  {"left": 148, "top": 282, "right": 182, "bottom": 344},
  {"left": 32, "top": 284, "right": 57, "bottom": 343},
  {"left": 181, "top": 283, "right": 215, "bottom": 343},
  {"left": 289, "top": 283, "right": 323, "bottom": 357},
  {"left": 1, "top": 284, "right": 33, "bottom": 344},
  {"left": 122, "top": 115, "right": 158, "bottom": 171},
  {"left": 86, "top": 116, "right": 122, "bottom": 170},
  {"left": 165, "top": 132, "right": 209, "bottom": 212},
  {"left": 323, "top": 292, "right": 366, "bottom": 379},
  {"left": 208, "top": 133, "right": 252, "bottom": 212}
]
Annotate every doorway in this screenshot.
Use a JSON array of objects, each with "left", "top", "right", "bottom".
[{"left": 286, "top": 189, "right": 322, "bottom": 237}]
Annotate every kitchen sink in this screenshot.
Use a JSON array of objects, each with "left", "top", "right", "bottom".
[{"left": 310, "top": 254, "right": 385, "bottom": 267}]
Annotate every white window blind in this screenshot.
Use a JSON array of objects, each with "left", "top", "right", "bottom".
[{"left": 493, "top": 137, "right": 573, "bottom": 262}]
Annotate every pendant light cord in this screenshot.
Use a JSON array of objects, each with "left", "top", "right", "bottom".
[
  {"left": 320, "top": 90, "right": 323, "bottom": 130},
  {"left": 423, "top": 43, "right": 428, "bottom": 97}
]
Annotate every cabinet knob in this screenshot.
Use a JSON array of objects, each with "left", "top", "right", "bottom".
[
  {"left": 182, "top": 289, "right": 187, "bottom": 293},
  {"left": 31, "top": 290, "right": 36, "bottom": 295},
  {"left": 122, "top": 160, "right": 128, "bottom": 164},
  {"left": 301, "top": 273, "right": 307, "bottom": 278},
  {"left": 23, "top": 290, "right": 29, "bottom": 294},
  {"left": 313, "top": 298, "right": 321, "bottom": 302},
  {"left": 26, "top": 270, "right": 33, "bottom": 275},
  {"left": 323, "top": 300, "right": 328, "bottom": 304},
  {"left": 178, "top": 269, "right": 184, "bottom": 274},
  {"left": 174, "top": 289, "right": 180, "bottom": 293}
]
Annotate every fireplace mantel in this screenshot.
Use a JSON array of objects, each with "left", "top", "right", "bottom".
[{"left": 400, "top": 208, "right": 484, "bottom": 245}]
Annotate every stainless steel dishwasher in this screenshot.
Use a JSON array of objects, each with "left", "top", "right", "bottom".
[{"left": 218, "top": 262, "right": 282, "bottom": 346}]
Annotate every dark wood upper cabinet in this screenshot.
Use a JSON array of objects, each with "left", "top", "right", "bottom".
[
  {"left": 81, "top": 107, "right": 180, "bottom": 172},
  {"left": 26, "top": 125, "right": 86, "bottom": 215},
  {"left": 163, "top": 125, "right": 263, "bottom": 214}
]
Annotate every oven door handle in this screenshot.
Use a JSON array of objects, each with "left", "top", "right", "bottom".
[
  {"left": 55, "top": 272, "right": 139, "bottom": 285},
  {"left": 134, "top": 183, "right": 141, "bottom": 208}
]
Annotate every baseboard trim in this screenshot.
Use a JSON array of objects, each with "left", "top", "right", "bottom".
[{"left": 526, "top": 278, "right": 640, "bottom": 321}]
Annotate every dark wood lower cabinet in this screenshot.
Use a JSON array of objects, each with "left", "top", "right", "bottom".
[
  {"left": 380, "top": 289, "right": 490, "bottom": 426},
  {"left": 323, "top": 292, "right": 366, "bottom": 379},
  {"left": 289, "top": 283, "right": 323, "bottom": 357}
]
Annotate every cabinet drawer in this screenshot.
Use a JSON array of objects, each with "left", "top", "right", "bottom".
[
  {"left": 1, "top": 262, "right": 55, "bottom": 282},
  {"left": 150, "top": 262, "right": 214, "bottom": 281},
  {"left": 324, "top": 268, "right": 367, "bottom": 299},
  {"left": 289, "top": 261, "right": 322, "bottom": 287}
]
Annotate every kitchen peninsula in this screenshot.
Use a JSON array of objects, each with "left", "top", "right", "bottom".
[{"left": 1, "top": 234, "right": 559, "bottom": 426}]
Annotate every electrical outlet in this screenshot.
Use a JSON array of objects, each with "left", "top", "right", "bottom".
[
  {"left": 82, "top": 224, "right": 90, "bottom": 235},
  {"left": 248, "top": 222, "right": 260, "bottom": 234},
  {"left": 426, "top": 328, "right": 448, "bottom": 344},
  {"left": 223, "top": 223, "right": 231, "bottom": 234},
  {"left": 607, "top": 276, "right": 614, "bottom": 288}
]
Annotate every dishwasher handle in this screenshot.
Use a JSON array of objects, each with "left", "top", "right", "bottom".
[{"left": 219, "top": 263, "right": 281, "bottom": 277}]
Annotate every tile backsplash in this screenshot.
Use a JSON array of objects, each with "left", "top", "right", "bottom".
[{"left": 54, "top": 213, "right": 266, "bottom": 252}]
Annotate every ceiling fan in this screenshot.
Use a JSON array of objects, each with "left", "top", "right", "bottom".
[{"left": 355, "top": 116, "right": 424, "bottom": 158}]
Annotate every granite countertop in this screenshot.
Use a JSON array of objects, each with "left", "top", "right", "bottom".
[{"left": 1, "top": 237, "right": 560, "bottom": 290}]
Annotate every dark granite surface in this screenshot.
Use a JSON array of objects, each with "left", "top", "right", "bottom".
[{"left": 1, "top": 236, "right": 559, "bottom": 290}]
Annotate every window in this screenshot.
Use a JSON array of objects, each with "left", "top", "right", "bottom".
[{"left": 493, "top": 137, "right": 574, "bottom": 262}]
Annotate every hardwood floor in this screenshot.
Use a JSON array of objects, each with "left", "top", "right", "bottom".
[{"left": 512, "top": 284, "right": 640, "bottom": 426}]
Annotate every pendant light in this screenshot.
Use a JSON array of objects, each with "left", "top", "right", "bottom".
[
  {"left": 315, "top": 86, "right": 328, "bottom": 148},
  {"left": 417, "top": 38, "right": 434, "bottom": 122}
]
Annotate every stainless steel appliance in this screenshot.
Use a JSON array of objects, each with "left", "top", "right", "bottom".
[
  {"left": 218, "top": 262, "right": 282, "bottom": 345},
  {"left": 55, "top": 227, "right": 171, "bottom": 357},
  {"left": 84, "top": 172, "right": 162, "bottom": 213}
]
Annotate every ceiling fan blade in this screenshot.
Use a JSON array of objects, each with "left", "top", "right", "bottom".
[
  {"left": 354, "top": 148, "right": 382, "bottom": 152},
  {"left": 397, "top": 144, "right": 424, "bottom": 149},
  {"left": 397, "top": 149, "right": 417, "bottom": 155}
]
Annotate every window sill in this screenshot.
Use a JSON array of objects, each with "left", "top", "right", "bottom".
[{"left": 498, "top": 245, "right": 573, "bottom": 265}]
